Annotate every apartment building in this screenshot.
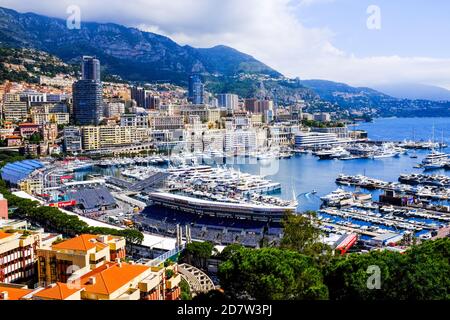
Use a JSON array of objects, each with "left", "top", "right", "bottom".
[
  {"left": 31, "top": 112, "right": 70, "bottom": 125},
  {"left": 37, "top": 234, "right": 126, "bottom": 286},
  {"left": 150, "top": 115, "right": 184, "bottom": 130},
  {"left": 120, "top": 113, "right": 149, "bottom": 128},
  {"left": 81, "top": 125, "right": 150, "bottom": 151},
  {"left": 180, "top": 105, "right": 221, "bottom": 123},
  {"left": 0, "top": 230, "right": 42, "bottom": 283},
  {"left": 2, "top": 94, "right": 28, "bottom": 122},
  {"left": 63, "top": 127, "right": 83, "bottom": 153}
]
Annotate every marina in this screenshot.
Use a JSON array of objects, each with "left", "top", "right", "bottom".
[{"left": 5, "top": 117, "right": 450, "bottom": 249}]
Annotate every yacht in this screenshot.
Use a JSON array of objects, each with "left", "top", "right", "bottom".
[
  {"left": 315, "top": 146, "right": 350, "bottom": 160},
  {"left": 320, "top": 189, "right": 353, "bottom": 204},
  {"left": 422, "top": 151, "right": 449, "bottom": 166}
]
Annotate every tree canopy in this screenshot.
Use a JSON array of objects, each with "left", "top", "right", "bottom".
[
  {"left": 324, "top": 238, "right": 450, "bottom": 300},
  {"left": 218, "top": 246, "right": 329, "bottom": 300},
  {"left": 179, "top": 241, "right": 215, "bottom": 270}
]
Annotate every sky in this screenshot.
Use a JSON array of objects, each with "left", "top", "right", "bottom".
[{"left": 1, "top": 0, "right": 450, "bottom": 89}]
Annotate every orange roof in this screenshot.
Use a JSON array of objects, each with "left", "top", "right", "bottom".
[
  {"left": 0, "top": 286, "right": 33, "bottom": 300},
  {"left": 0, "top": 231, "right": 14, "bottom": 240},
  {"left": 19, "top": 123, "right": 40, "bottom": 127},
  {"left": 33, "top": 283, "right": 82, "bottom": 300},
  {"left": 52, "top": 234, "right": 108, "bottom": 252},
  {"left": 77, "top": 262, "right": 150, "bottom": 296}
]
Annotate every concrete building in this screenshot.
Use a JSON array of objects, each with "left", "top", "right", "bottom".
[
  {"left": 0, "top": 229, "right": 42, "bottom": 283},
  {"left": 294, "top": 132, "right": 339, "bottom": 148},
  {"left": 81, "top": 125, "right": 148, "bottom": 150},
  {"left": 72, "top": 80, "right": 103, "bottom": 125},
  {"left": 104, "top": 102, "right": 125, "bottom": 118},
  {"left": 37, "top": 234, "right": 126, "bottom": 285},
  {"left": 244, "top": 98, "right": 273, "bottom": 114},
  {"left": 0, "top": 194, "right": 7, "bottom": 220},
  {"left": 188, "top": 74, "right": 204, "bottom": 105},
  {"left": 18, "top": 123, "right": 41, "bottom": 139},
  {"left": 31, "top": 112, "right": 70, "bottom": 126},
  {"left": 63, "top": 127, "right": 83, "bottom": 153},
  {"left": 150, "top": 115, "right": 184, "bottom": 130},
  {"left": 217, "top": 93, "right": 239, "bottom": 111},
  {"left": 180, "top": 105, "right": 220, "bottom": 123},
  {"left": 312, "top": 126, "right": 349, "bottom": 139},
  {"left": 131, "top": 86, "right": 150, "bottom": 109},
  {"left": 73, "top": 56, "right": 103, "bottom": 125},
  {"left": 39, "top": 75, "right": 75, "bottom": 87},
  {"left": 120, "top": 113, "right": 149, "bottom": 129},
  {"left": 2, "top": 94, "right": 28, "bottom": 122},
  {"left": 314, "top": 112, "right": 331, "bottom": 122},
  {"left": 81, "top": 56, "right": 101, "bottom": 81}
]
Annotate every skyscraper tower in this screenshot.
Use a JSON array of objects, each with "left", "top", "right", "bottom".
[
  {"left": 188, "top": 74, "right": 204, "bottom": 105},
  {"left": 81, "top": 56, "right": 101, "bottom": 81},
  {"left": 73, "top": 56, "right": 103, "bottom": 125}
]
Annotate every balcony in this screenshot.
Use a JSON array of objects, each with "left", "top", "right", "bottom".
[
  {"left": 166, "top": 274, "right": 181, "bottom": 290},
  {"left": 138, "top": 275, "right": 161, "bottom": 293}
]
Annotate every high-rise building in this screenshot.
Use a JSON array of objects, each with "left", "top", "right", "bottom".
[
  {"left": 72, "top": 80, "right": 103, "bottom": 125},
  {"left": 73, "top": 57, "right": 103, "bottom": 125},
  {"left": 103, "top": 101, "right": 125, "bottom": 118},
  {"left": 188, "top": 74, "right": 204, "bottom": 105},
  {"left": 0, "top": 229, "right": 42, "bottom": 283},
  {"left": 63, "top": 126, "right": 83, "bottom": 153},
  {"left": 244, "top": 98, "right": 258, "bottom": 113},
  {"left": 146, "top": 95, "right": 161, "bottom": 110},
  {"left": 130, "top": 86, "right": 147, "bottom": 108},
  {"left": 2, "top": 94, "right": 28, "bottom": 122},
  {"left": 217, "top": 94, "right": 239, "bottom": 111},
  {"left": 82, "top": 56, "right": 101, "bottom": 81}
]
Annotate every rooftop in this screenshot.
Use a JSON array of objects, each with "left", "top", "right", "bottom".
[
  {"left": 0, "top": 231, "right": 14, "bottom": 240},
  {"left": 33, "top": 283, "right": 82, "bottom": 300},
  {"left": 52, "top": 234, "right": 108, "bottom": 252},
  {"left": 0, "top": 285, "right": 33, "bottom": 300},
  {"left": 76, "top": 262, "right": 150, "bottom": 296}
]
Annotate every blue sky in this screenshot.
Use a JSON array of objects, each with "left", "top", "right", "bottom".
[
  {"left": 1, "top": 0, "right": 449, "bottom": 89},
  {"left": 296, "top": 0, "right": 450, "bottom": 58}
]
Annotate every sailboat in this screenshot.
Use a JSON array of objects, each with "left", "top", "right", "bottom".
[{"left": 409, "top": 128, "right": 418, "bottom": 158}]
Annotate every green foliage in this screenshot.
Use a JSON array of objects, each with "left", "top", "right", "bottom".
[
  {"left": 218, "top": 247, "right": 329, "bottom": 300},
  {"left": 27, "top": 132, "right": 43, "bottom": 144},
  {"left": 280, "top": 211, "right": 332, "bottom": 266},
  {"left": 180, "top": 278, "right": 192, "bottom": 301},
  {"left": 0, "top": 151, "right": 26, "bottom": 169},
  {"left": 301, "top": 119, "right": 344, "bottom": 128},
  {"left": 0, "top": 47, "right": 77, "bottom": 84},
  {"left": 165, "top": 269, "right": 174, "bottom": 279},
  {"left": 192, "top": 290, "right": 228, "bottom": 301},
  {"left": 179, "top": 241, "right": 214, "bottom": 270},
  {"left": 0, "top": 183, "right": 144, "bottom": 245},
  {"left": 217, "top": 243, "right": 244, "bottom": 261},
  {"left": 324, "top": 238, "right": 450, "bottom": 300}
]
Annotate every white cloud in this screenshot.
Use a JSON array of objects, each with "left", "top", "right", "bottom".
[{"left": 1, "top": 0, "right": 450, "bottom": 89}]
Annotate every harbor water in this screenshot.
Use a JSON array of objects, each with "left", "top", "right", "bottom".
[
  {"left": 232, "top": 117, "right": 450, "bottom": 212},
  {"left": 76, "top": 117, "right": 450, "bottom": 213}
]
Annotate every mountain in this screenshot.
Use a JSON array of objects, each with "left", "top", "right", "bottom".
[
  {"left": 0, "top": 46, "right": 77, "bottom": 84},
  {"left": 300, "top": 79, "right": 393, "bottom": 105},
  {"left": 300, "top": 79, "right": 450, "bottom": 118},
  {"left": 0, "top": 6, "right": 280, "bottom": 84},
  {"left": 373, "top": 83, "right": 450, "bottom": 101}
]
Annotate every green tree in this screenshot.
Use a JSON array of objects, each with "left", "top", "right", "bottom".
[
  {"left": 218, "top": 246, "right": 328, "bottom": 300},
  {"left": 280, "top": 211, "right": 331, "bottom": 266},
  {"left": 179, "top": 241, "right": 214, "bottom": 270},
  {"left": 324, "top": 238, "right": 450, "bottom": 300}
]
